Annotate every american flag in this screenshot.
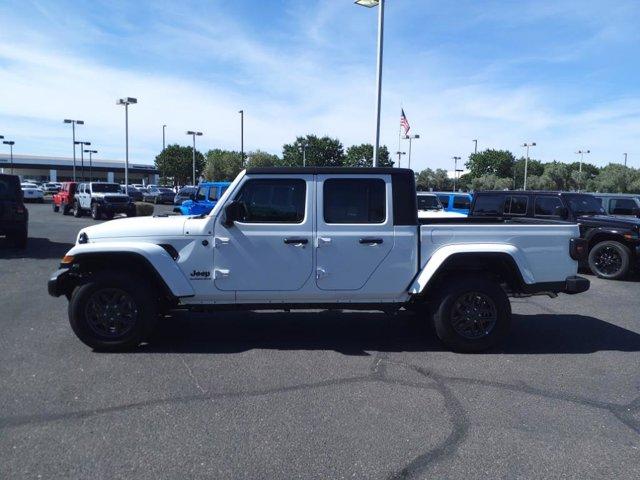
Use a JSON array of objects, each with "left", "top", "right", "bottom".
[{"left": 400, "top": 109, "right": 410, "bottom": 135}]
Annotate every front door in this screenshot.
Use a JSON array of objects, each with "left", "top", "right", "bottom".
[
  {"left": 212, "top": 175, "right": 314, "bottom": 294},
  {"left": 315, "top": 174, "right": 394, "bottom": 290}
]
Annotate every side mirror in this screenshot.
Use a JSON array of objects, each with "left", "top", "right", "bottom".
[
  {"left": 554, "top": 206, "right": 568, "bottom": 218},
  {"left": 223, "top": 201, "right": 246, "bottom": 227}
]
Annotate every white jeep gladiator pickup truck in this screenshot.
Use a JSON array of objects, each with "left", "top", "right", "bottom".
[{"left": 48, "top": 168, "right": 589, "bottom": 352}]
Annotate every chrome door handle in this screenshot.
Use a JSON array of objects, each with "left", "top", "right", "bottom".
[
  {"left": 317, "top": 237, "right": 332, "bottom": 247},
  {"left": 316, "top": 267, "right": 328, "bottom": 279},
  {"left": 214, "top": 268, "right": 230, "bottom": 278},
  {"left": 284, "top": 238, "right": 308, "bottom": 246},
  {"left": 214, "top": 237, "right": 230, "bottom": 247},
  {"left": 359, "top": 238, "right": 383, "bottom": 245}
]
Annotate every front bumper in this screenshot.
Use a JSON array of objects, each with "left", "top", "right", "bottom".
[
  {"left": 98, "top": 202, "right": 134, "bottom": 213},
  {"left": 563, "top": 275, "right": 590, "bottom": 294},
  {"left": 48, "top": 268, "right": 72, "bottom": 297}
]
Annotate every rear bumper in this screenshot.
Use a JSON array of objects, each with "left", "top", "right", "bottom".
[{"left": 563, "top": 275, "right": 590, "bottom": 294}]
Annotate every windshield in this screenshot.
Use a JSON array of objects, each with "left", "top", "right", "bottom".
[
  {"left": 0, "top": 177, "right": 20, "bottom": 200},
  {"left": 92, "top": 183, "right": 122, "bottom": 193},
  {"left": 566, "top": 194, "right": 606, "bottom": 216},
  {"left": 417, "top": 195, "right": 442, "bottom": 210}
]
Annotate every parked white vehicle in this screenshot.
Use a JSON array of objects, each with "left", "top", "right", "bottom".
[
  {"left": 417, "top": 192, "right": 467, "bottom": 219},
  {"left": 21, "top": 183, "right": 44, "bottom": 203},
  {"left": 49, "top": 167, "right": 589, "bottom": 352}
]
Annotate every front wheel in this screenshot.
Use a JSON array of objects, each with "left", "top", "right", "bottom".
[
  {"left": 68, "top": 272, "right": 158, "bottom": 351},
  {"left": 588, "top": 241, "right": 630, "bottom": 280},
  {"left": 73, "top": 201, "right": 82, "bottom": 217},
  {"left": 62, "top": 203, "right": 71, "bottom": 215},
  {"left": 91, "top": 203, "right": 101, "bottom": 220},
  {"left": 432, "top": 276, "right": 511, "bottom": 352}
]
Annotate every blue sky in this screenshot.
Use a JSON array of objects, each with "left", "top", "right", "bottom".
[{"left": 1, "top": 0, "right": 639, "bottom": 171}]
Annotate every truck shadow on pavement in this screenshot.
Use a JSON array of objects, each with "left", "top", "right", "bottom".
[
  {"left": 140, "top": 311, "right": 640, "bottom": 355},
  {"left": 0, "top": 237, "right": 73, "bottom": 259}
]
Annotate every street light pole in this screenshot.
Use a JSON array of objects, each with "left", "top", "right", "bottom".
[
  {"left": 64, "top": 119, "right": 84, "bottom": 181},
  {"left": 396, "top": 151, "right": 406, "bottom": 166},
  {"left": 452, "top": 156, "right": 461, "bottom": 191},
  {"left": 116, "top": 98, "right": 137, "bottom": 194},
  {"left": 84, "top": 149, "right": 97, "bottom": 182},
  {"left": 624, "top": 152, "right": 628, "bottom": 167},
  {"left": 186, "top": 131, "right": 203, "bottom": 186},
  {"left": 522, "top": 142, "right": 536, "bottom": 190},
  {"left": 300, "top": 143, "right": 307, "bottom": 167},
  {"left": 238, "top": 110, "right": 244, "bottom": 166},
  {"left": 355, "top": 0, "right": 385, "bottom": 167},
  {"left": 3, "top": 140, "right": 15, "bottom": 174},
  {"left": 163, "top": 124, "right": 166, "bottom": 151},
  {"left": 473, "top": 139, "right": 478, "bottom": 154},
  {"left": 575, "top": 149, "right": 590, "bottom": 192},
  {"left": 403, "top": 134, "right": 420, "bottom": 169},
  {"left": 75, "top": 141, "right": 91, "bottom": 180}
]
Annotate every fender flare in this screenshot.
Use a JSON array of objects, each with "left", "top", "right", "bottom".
[
  {"left": 409, "top": 243, "right": 535, "bottom": 294},
  {"left": 65, "top": 242, "right": 195, "bottom": 298}
]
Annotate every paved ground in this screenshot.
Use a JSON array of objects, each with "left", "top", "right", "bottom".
[{"left": 1, "top": 203, "right": 639, "bottom": 479}]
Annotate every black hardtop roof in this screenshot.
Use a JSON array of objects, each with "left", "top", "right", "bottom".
[
  {"left": 475, "top": 190, "right": 596, "bottom": 196},
  {"left": 245, "top": 167, "right": 413, "bottom": 176},
  {"left": 589, "top": 192, "right": 640, "bottom": 197}
]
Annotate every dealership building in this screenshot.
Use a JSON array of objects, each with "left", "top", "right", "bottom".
[{"left": 0, "top": 153, "right": 159, "bottom": 185}]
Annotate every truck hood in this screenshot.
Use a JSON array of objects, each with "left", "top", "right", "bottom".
[
  {"left": 577, "top": 214, "right": 640, "bottom": 228},
  {"left": 79, "top": 215, "right": 187, "bottom": 241},
  {"left": 93, "top": 192, "right": 129, "bottom": 199}
]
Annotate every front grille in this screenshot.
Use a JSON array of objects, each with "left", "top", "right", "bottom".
[{"left": 104, "top": 196, "right": 128, "bottom": 203}]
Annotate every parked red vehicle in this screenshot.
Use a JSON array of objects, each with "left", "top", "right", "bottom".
[{"left": 52, "top": 182, "right": 77, "bottom": 215}]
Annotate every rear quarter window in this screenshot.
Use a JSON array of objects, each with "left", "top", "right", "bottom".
[
  {"left": 534, "top": 196, "right": 563, "bottom": 216},
  {"left": 473, "top": 194, "right": 505, "bottom": 216},
  {"left": 452, "top": 195, "right": 471, "bottom": 209},
  {"left": 437, "top": 195, "right": 449, "bottom": 208}
]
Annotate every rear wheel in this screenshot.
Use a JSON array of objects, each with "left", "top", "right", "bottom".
[
  {"left": 68, "top": 272, "right": 158, "bottom": 351},
  {"left": 52, "top": 203, "right": 60, "bottom": 212},
  {"left": 9, "top": 227, "right": 28, "bottom": 249},
  {"left": 588, "top": 241, "right": 630, "bottom": 280},
  {"left": 431, "top": 276, "right": 511, "bottom": 352}
]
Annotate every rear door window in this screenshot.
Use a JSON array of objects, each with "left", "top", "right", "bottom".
[
  {"left": 534, "top": 196, "right": 563, "bottom": 216},
  {"left": 504, "top": 195, "right": 528, "bottom": 216},
  {"left": 323, "top": 178, "right": 386, "bottom": 224},
  {"left": 609, "top": 198, "right": 639, "bottom": 215},
  {"left": 473, "top": 194, "right": 505, "bottom": 216},
  {"left": 452, "top": 195, "right": 471, "bottom": 209}
]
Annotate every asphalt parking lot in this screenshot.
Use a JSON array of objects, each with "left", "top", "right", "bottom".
[{"left": 1, "top": 203, "right": 639, "bottom": 479}]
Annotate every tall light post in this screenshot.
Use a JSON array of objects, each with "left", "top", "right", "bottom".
[
  {"left": 238, "top": 110, "right": 244, "bottom": 166},
  {"left": 473, "top": 139, "right": 478, "bottom": 154},
  {"left": 3, "top": 140, "right": 15, "bottom": 174},
  {"left": 162, "top": 124, "right": 166, "bottom": 151},
  {"left": 116, "top": 97, "right": 137, "bottom": 194},
  {"left": 355, "top": 0, "right": 385, "bottom": 167},
  {"left": 403, "top": 134, "right": 420, "bottom": 169},
  {"left": 452, "top": 156, "right": 461, "bottom": 191},
  {"left": 84, "top": 149, "right": 97, "bottom": 182},
  {"left": 575, "top": 149, "right": 590, "bottom": 192},
  {"left": 186, "top": 131, "right": 203, "bottom": 186},
  {"left": 300, "top": 143, "right": 308, "bottom": 167},
  {"left": 623, "top": 152, "right": 628, "bottom": 167},
  {"left": 396, "top": 150, "right": 406, "bottom": 166},
  {"left": 74, "top": 141, "right": 91, "bottom": 180},
  {"left": 522, "top": 142, "right": 536, "bottom": 190},
  {"left": 63, "top": 119, "right": 84, "bottom": 181}
]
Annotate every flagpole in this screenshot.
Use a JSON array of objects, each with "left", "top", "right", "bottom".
[{"left": 398, "top": 105, "right": 402, "bottom": 168}]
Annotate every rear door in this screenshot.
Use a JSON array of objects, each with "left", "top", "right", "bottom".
[
  {"left": 212, "top": 174, "right": 314, "bottom": 294},
  {"left": 315, "top": 174, "right": 393, "bottom": 290}
]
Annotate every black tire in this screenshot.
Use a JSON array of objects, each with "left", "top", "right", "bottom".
[
  {"left": 105, "top": 212, "right": 114, "bottom": 220},
  {"left": 153, "top": 197, "right": 158, "bottom": 205},
  {"left": 38, "top": 198, "right": 44, "bottom": 204},
  {"left": 62, "top": 203, "right": 71, "bottom": 215},
  {"left": 127, "top": 206, "right": 137, "bottom": 217},
  {"left": 432, "top": 276, "right": 511, "bottom": 352},
  {"left": 52, "top": 203, "right": 60, "bottom": 212},
  {"left": 73, "top": 201, "right": 82, "bottom": 217},
  {"left": 588, "top": 240, "right": 630, "bottom": 280},
  {"left": 91, "top": 203, "right": 101, "bottom": 220},
  {"left": 68, "top": 272, "right": 158, "bottom": 351}
]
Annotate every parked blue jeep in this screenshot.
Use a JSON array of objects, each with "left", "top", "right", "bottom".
[
  {"left": 175, "top": 182, "right": 231, "bottom": 215},
  {"left": 433, "top": 192, "right": 473, "bottom": 215}
]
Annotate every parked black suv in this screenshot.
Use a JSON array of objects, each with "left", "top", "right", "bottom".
[
  {"left": 470, "top": 190, "right": 640, "bottom": 279},
  {"left": 0, "top": 174, "right": 28, "bottom": 248}
]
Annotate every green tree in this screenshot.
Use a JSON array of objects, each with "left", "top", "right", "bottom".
[
  {"left": 415, "top": 168, "right": 451, "bottom": 191},
  {"left": 245, "top": 150, "right": 282, "bottom": 168},
  {"left": 591, "top": 164, "right": 640, "bottom": 193},
  {"left": 155, "top": 144, "right": 205, "bottom": 186},
  {"left": 542, "top": 161, "right": 571, "bottom": 190},
  {"left": 513, "top": 157, "right": 544, "bottom": 189},
  {"left": 282, "top": 135, "right": 344, "bottom": 167},
  {"left": 204, "top": 149, "right": 243, "bottom": 181},
  {"left": 466, "top": 149, "right": 516, "bottom": 178},
  {"left": 344, "top": 144, "right": 393, "bottom": 167}
]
